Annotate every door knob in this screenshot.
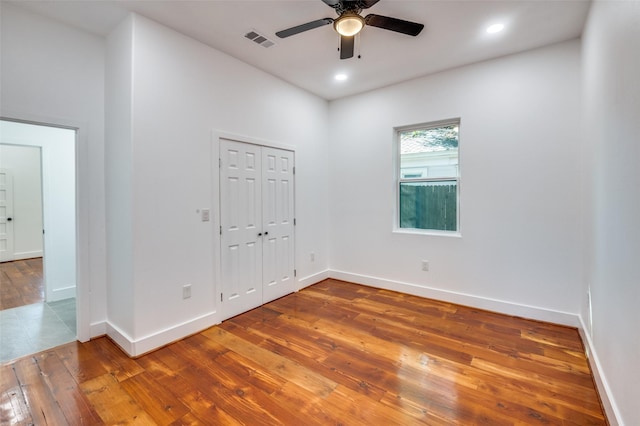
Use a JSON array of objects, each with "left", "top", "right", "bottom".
[
  {"left": 258, "top": 232, "right": 262, "bottom": 237},
  {"left": 264, "top": 231, "right": 268, "bottom": 236},
  {"left": 6, "top": 217, "right": 12, "bottom": 222}
]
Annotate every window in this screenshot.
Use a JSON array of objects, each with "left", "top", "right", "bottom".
[{"left": 397, "top": 120, "right": 460, "bottom": 233}]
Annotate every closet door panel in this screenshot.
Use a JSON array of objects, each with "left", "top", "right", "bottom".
[
  {"left": 220, "top": 139, "right": 263, "bottom": 319},
  {"left": 262, "top": 147, "right": 295, "bottom": 303}
]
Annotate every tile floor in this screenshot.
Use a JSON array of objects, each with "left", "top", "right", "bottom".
[{"left": 0, "top": 298, "right": 76, "bottom": 363}]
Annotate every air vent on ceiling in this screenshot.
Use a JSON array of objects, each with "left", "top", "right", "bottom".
[{"left": 244, "top": 30, "right": 276, "bottom": 48}]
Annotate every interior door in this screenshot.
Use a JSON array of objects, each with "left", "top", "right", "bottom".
[
  {"left": 0, "top": 169, "right": 15, "bottom": 262},
  {"left": 220, "top": 140, "right": 263, "bottom": 319},
  {"left": 262, "top": 147, "right": 295, "bottom": 303},
  {"left": 219, "top": 140, "right": 296, "bottom": 319}
]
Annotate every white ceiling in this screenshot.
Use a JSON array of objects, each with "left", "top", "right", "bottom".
[{"left": 8, "top": 0, "right": 591, "bottom": 100}]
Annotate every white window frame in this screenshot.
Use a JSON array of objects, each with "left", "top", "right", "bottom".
[{"left": 394, "top": 119, "right": 461, "bottom": 237}]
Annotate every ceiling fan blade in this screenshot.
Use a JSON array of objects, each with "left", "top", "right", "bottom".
[
  {"left": 360, "top": 0, "right": 380, "bottom": 9},
  {"left": 276, "top": 18, "right": 333, "bottom": 38},
  {"left": 322, "top": 0, "right": 340, "bottom": 7},
  {"left": 365, "top": 14, "right": 424, "bottom": 36},
  {"left": 340, "top": 35, "right": 355, "bottom": 59}
]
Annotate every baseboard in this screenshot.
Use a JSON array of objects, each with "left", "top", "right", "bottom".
[
  {"left": 106, "top": 321, "right": 135, "bottom": 355},
  {"left": 328, "top": 270, "right": 580, "bottom": 327},
  {"left": 298, "top": 269, "right": 330, "bottom": 290},
  {"left": 49, "top": 285, "right": 76, "bottom": 302},
  {"left": 106, "top": 311, "right": 220, "bottom": 357},
  {"left": 578, "top": 316, "right": 622, "bottom": 425},
  {"left": 12, "top": 251, "right": 43, "bottom": 260},
  {"left": 89, "top": 321, "right": 107, "bottom": 340}
]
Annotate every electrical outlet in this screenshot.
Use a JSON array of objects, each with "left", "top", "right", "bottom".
[
  {"left": 201, "top": 209, "right": 210, "bottom": 222},
  {"left": 421, "top": 260, "right": 429, "bottom": 271},
  {"left": 183, "top": 284, "right": 192, "bottom": 299}
]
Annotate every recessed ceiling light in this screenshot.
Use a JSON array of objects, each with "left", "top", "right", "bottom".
[
  {"left": 487, "top": 23, "right": 505, "bottom": 34},
  {"left": 335, "top": 74, "right": 348, "bottom": 81}
]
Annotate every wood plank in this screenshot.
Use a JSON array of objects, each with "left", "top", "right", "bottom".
[
  {"left": 168, "top": 412, "right": 203, "bottom": 426},
  {"left": 216, "top": 350, "right": 288, "bottom": 395},
  {"left": 119, "top": 371, "right": 190, "bottom": 424},
  {"left": 12, "top": 356, "right": 70, "bottom": 425},
  {"left": 54, "top": 341, "right": 112, "bottom": 384},
  {"left": 160, "top": 349, "right": 285, "bottom": 425},
  {"left": 227, "top": 314, "right": 336, "bottom": 362},
  {"left": 137, "top": 351, "right": 242, "bottom": 424},
  {"left": 258, "top": 336, "right": 389, "bottom": 402},
  {"left": 378, "top": 390, "right": 454, "bottom": 426},
  {"left": 0, "top": 363, "right": 33, "bottom": 425},
  {"left": 211, "top": 356, "right": 312, "bottom": 425},
  {"left": 35, "top": 350, "right": 104, "bottom": 425},
  {"left": 147, "top": 339, "right": 286, "bottom": 425},
  {"left": 202, "top": 327, "right": 338, "bottom": 398},
  {"left": 470, "top": 356, "right": 601, "bottom": 399},
  {"left": 267, "top": 381, "right": 346, "bottom": 425},
  {"left": 323, "top": 384, "right": 431, "bottom": 425},
  {"left": 80, "top": 373, "right": 157, "bottom": 424},
  {"left": 0, "top": 258, "right": 44, "bottom": 310},
  {"left": 55, "top": 337, "right": 143, "bottom": 384},
  {"left": 92, "top": 337, "right": 145, "bottom": 382}
]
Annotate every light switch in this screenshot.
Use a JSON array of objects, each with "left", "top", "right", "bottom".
[{"left": 201, "top": 209, "right": 210, "bottom": 222}]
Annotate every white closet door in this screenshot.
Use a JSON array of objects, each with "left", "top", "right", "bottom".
[
  {"left": 219, "top": 140, "right": 296, "bottom": 319},
  {"left": 0, "top": 169, "right": 15, "bottom": 262},
  {"left": 220, "top": 140, "right": 263, "bottom": 319},
  {"left": 261, "top": 147, "right": 295, "bottom": 303}
]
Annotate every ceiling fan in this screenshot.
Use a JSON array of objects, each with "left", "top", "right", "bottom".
[{"left": 275, "top": 0, "right": 424, "bottom": 60}]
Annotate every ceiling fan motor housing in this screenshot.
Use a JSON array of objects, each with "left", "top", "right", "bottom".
[{"left": 328, "top": 0, "right": 380, "bottom": 15}]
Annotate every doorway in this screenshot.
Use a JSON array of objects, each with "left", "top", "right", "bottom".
[
  {"left": 0, "top": 146, "right": 43, "bottom": 265},
  {"left": 0, "top": 120, "right": 77, "bottom": 363},
  {"left": 219, "top": 139, "right": 296, "bottom": 320}
]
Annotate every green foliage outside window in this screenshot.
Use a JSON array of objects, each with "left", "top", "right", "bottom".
[{"left": 401, "top": 125, "right": 459, "bottom": 153}]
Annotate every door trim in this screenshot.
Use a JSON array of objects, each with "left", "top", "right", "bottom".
[
  {"left": 215, "top": 131, "right": 295, "bottom": 153},
  {"left": 1, "top": 115, "right": 89, "bottom": 342}
]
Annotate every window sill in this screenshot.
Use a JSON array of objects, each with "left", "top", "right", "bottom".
[{"left": 393, "top": 228, "right": 462, "bottom": 238}]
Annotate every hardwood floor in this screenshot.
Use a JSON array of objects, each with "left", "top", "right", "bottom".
[
  {"left": 0, "top": 258, "right": 44, "bottom": 310},
  {"left": 0, "top": 279, "right": 607, "bottom": 425}
]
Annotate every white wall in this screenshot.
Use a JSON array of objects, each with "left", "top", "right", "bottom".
[
  {"left": 582, "top": 1, "right": 640, "bottom": 424},
  {"left": 0, "top": 144, "right": 43, "bottom": 259},
  {"left": 0, "top": 121, "right": 76, "bottom": 302},
  {"left": 105, "top": 14, "right": 330, "bottom": 354},
  {"left": 0, "top": 3, "right": 106, "bottom": 339},
  {"left": 105, "top": 15, "right": 136, "bottom": 348},
  {"left": 328, "top": 40, "right": 583, "bottom": 323}
]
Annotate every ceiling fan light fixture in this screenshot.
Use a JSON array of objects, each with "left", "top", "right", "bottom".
[{"left": 334, "top": 13, "right": 364, "bottom": 36}]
